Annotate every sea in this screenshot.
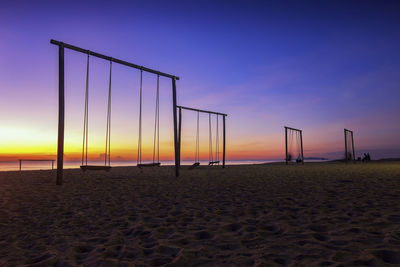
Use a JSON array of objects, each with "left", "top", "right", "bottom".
[{"left": 0, "top": 160, "right": 284, "bottom": 172}]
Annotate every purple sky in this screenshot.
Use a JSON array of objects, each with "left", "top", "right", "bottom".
[{"left": 1, "top": 0, "right": 400, "bottom": 160}]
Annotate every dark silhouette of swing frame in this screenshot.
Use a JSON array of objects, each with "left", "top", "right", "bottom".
[
  {"left": 51, "top": 39, "right": 181, "bottom": 185},
  {"left": 19, "top": 159, "right": 55, "bottom": 171},
  {"left": 177, "top": 105, "right": 227, "bottom": 169},
  {"left": 344, "top": 128, "right": 355, "bottom": 162},
  {"left": 285, "top": 126, "right": 304, "bottom": 165}
]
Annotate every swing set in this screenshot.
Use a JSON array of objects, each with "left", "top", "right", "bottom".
[
  {"left": 177, "top": 105, "right": 227, "bottom": 169},
  {"left": 51, "top": 39, "right": 181, "bottom": 185},
  {"left": 285, "top": 126, "right": 304, "bottom": 164},
  {"left": 344, "top": 128, "right": 355, "bottom": 162}
]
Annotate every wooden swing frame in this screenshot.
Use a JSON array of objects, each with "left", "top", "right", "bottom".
[
  {"left": 285, "top": 126, "right": 304, "bottom": 165},
  {"left": 344, "top": 128, "right": 355, "bottom": 162},
  {"left": 176, "top": 105, "right": 227, "bottom": 169},
  {"left": 51, "top": 39, "right": 180, "bottom": 185}
]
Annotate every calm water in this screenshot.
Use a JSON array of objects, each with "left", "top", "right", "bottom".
[{"left": 0, "top": 160, "right": 283, "bottom": 171}]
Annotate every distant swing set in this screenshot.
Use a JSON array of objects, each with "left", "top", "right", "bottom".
[
  {"left": 285, "top": 126, "right": 304, "bottom": 164},
  {"left": 177, "top": 106, "right": 227, "bottom": 169},
  {"left": 344, "top": 128, "right": 355, "bottom": 162}
]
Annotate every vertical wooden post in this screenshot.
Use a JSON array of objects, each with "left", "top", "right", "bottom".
[
  {"left": 344, "top": 129, "right": 348, "bottom": 163},
  {"left": 52, "top": 160, "right": 54, "bottom": 170},
  {"left": 344, "top": 129, "right": 349, "bottom": 163},
  {"left": 222, "top": 115, "right": 226, "bottom": 168},
  {"left": 172, "top": 78, "right": 179, "bottom": 177},
  {"left": 351, "top": 131, "right": 355, "bottom": 161},
  {"left": 285, "top": 127, "right": 288, "bottom": 165},
  {"left": 19, "top": 160, "right": 21, "bottom": 171},
  {"left": 56, "top": 44, "right": 65, "bottom": 185},
  {"left": 300, "top": 130, "right": 304, "bottom": 165},
  {"left": 178, "top": 107, "right": 182, "bottom": 170}
]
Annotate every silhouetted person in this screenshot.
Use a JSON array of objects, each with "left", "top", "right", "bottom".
[
  {"left": 296, "top": 154, "right": 302, "bottom": 163},
  {"left": 362, "top": 153, "right": 371, "bottom": 163},
  {"left": 287, "top": 153, "right": 292, "bottom": 162}
]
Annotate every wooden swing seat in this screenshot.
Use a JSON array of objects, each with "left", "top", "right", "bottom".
[
  {"left": 80, "top": 165, "right": 112, "bottom": 172},
  {"left": 137, "top": 162, "right": 161, "bottom": 168},
  {"left": 189, "top": 162, "right": 200, "bottom": 169},
  {"left": 208, "top": 161, "right": 220, "bottom": 166}
]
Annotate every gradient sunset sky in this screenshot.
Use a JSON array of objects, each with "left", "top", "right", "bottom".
[{"left": 1, "top": 0, "right": 400, "bottom": 161}]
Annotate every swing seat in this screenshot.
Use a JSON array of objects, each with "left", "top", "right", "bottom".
[
  {"left": 80, "top": 165, "right": 112, "bottom": 172},
  {"left": 137, "top": 162, "right": 161, "bottom": 168},
  {"left": 189, "top": 162, "right": 200, "bottom": 169},
  {"left": 208, "top": 161, "right": 220, "bottom": 166}
]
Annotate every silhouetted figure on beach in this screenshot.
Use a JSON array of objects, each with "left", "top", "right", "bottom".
[
  {"left": 362, "top": 153, "right": 371, "bottom": 162},
  {"left": 296, "top": 154, "right": 302, "bottom": 163},
  {"left": 287, "top": 153, "right": 292, "bottom": 162}
]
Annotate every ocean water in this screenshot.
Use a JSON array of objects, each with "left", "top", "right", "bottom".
[{"left": 0, "top": 160, "right": 282, "bottom": 172}]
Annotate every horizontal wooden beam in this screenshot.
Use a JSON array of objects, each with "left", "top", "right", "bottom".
[
  {"left": 19, "top": 159, "right": 55, "bottom": 162},
  {"left": 177, "top": 105, "right": 227, "bottom": 116},
  {"left": 50, "top": 39, "right": 179, "bottom": 80},
  {"left": 284, "top": 126, "right": 302, "bottom": 132}
]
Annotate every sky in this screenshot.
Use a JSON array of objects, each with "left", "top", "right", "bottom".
[{"left": 1, "top": 0, "right": 400, "bottom": 162}]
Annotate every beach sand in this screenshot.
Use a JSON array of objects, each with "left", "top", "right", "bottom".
[{"left": 1, "top": 162, "right": 400, "bottom": 266}]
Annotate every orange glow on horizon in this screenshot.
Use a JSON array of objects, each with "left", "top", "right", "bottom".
[
  {"left": 0, "top": 123, "right": 373, "bottom": 162},
  {"left": 0, "top": 146, "right": 284, "bottom": 162},
  {"left": 0, "top": 133, "right": 286, "bottom": 162}
]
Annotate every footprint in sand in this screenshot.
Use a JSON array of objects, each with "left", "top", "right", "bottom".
[
  {"left": 241, "top": 237, "right": 265, "bottom": 249},
  {"left": 73, "top": 244, "right": 94, "bottom": 254},
  {"left": 350, "top": 258, "right": 377, "bottom": 265},
  {"left": 371, "top": 249, "right": 400, "bottom": 264},
  {"left": 308, "top": 224, "right": 328, "bottom": 233},
  {"left": 332, "top": 251, "right": 354, "bottom": 262},
  {"left": 102, "top": 245, "right": 123, "bottom": 258},
  {"left": 261, "top": 224, "right": 284, "bottom": 235},
  {"left": 387, "top": 231, "right": 400, "bottom": 245},
  {"left": 26, "top": 253, "right": 57, "bottom": 266},
  {"left": 193, "top": 230, "right": 214, "bottom": 240},
  {"left": 156, "top": 245, "right": 181, "bottom": 256},
  {"left": 387, "top": 214, "right": 400, "bottom": 223},
  {"left": 329, "top": 239, "right": 349, "bottom": 246},
  {"left": 313, "top": 233, "right": 329, "bottom": 242},
  {"left": 347, "top": 227, "right": 361, "bottom": 234},
  {"left": 151, "top": 257, "right": 173, "bottom": 266},
  {"left": 221, "top": 223, "right": 242, "bottom": 232}
]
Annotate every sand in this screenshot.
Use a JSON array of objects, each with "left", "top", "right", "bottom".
[{"left": 0, "top": 162, "right": 400, "bottom": 266}]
